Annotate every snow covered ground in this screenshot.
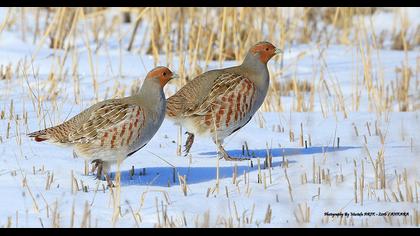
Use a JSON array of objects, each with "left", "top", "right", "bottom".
[{"left": 0, "top": 7, "right": 419, "bottom": 228}]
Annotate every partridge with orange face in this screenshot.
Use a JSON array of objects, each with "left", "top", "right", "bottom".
[
  {"left": 166, "top": 42, "right": 281, "bottom": 160},
  {"left": 28, "top": 66, "right": 178, "bottom": 186}
]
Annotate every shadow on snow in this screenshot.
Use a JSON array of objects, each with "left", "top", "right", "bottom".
[
  {"left": 111, "top": 146, "right": 357, "bottom": 187},
  {"left": 198, "top": 146, "right": 356, "bottom": 158}
]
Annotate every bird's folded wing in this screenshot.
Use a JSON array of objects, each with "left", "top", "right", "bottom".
[
  {"left": 184, "top": 72, "right": 245, "bottom": 116},
  {"left": 68, "top": 101, "right": 137, "bottom": 143}
]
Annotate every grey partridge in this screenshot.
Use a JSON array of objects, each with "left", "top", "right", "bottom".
[
  {"left": 166, "top": 42, "right": 281, "bottom": 160},
  {"left": 29, "top": 66, "right": 178, "bottom": 186}
]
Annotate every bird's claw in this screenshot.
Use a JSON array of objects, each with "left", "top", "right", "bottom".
[{"left": 219, "top": 152, "right": 250, "bottom": 161}]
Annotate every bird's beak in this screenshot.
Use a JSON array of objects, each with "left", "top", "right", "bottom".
[
  {"left": 170, "top": 73, "right": 179, "bottom": 80},
  {"left": 274, "top": 48, "right": 283, "bottom": 55}
]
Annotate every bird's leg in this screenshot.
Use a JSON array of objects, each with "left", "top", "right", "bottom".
[
  {"left": 91, "top": 160, "right": 114, "bottom": 188},
  {"left": 217, "top": 144, "right": 250, "bottom": 161},
  {"left": 102, "top": 161, "right": 115, "bottom": 188},
  {"left": 184, "top": 132, "right": 195, "bottom": 156},
  {"left": 96, "top": 162, "right": 103, "bottom": 180},
  {"left": 105, "top": 174, "right": 115, "bottom": 188},
  {"left": 73, "top": 150, "right": 78, "bottom": 159},
  {"left": 91, "top": 159, "right": 104, "bottom": 180},
  {"left": 91, "top": 160, "right": 99, "bottom": 174}
]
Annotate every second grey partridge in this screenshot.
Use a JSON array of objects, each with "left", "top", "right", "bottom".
[
  {"left": 28, "top": 66, "right": 178, "bottom": 186},
  {"left": 166, "top": 41, "right": 281, "bottom": 160}
]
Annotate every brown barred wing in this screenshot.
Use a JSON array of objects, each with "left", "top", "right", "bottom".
[
  {"left": 166, "top": 70, "right": 223, "bottom": 118},
  {"left": 191, "top": 73, "right": 257, "bottom": 131},
  {"left": 68, "top": 101, "right": 146, "bottom": 149},
  {"left": 185, "top": 73, "right": 243, "bottom": 116}
]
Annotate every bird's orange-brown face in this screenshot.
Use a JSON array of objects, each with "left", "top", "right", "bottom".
[
  {"left": 146, "top": 66, "right": 178, "bottom": 87},
  {"left": 250, "top": 42, "right": 282, "bottom": 64}
]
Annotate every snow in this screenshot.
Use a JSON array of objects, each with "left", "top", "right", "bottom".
[{"left": 0, "top": 7, "right": 419, "bottom": 228}]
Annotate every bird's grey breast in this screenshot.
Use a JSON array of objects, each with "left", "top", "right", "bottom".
[
  {"left": 250, "top": 68, "right": 270, "bottom": 114},
  {"left": 128, "top": 95, "right": 166, "bottom": 154}
]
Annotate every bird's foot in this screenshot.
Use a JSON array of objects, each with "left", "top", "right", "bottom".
[
  {"left": 91, "top": 160, "right": 114, "bottom": 187},
  {"left": 183, "top": 132, "right": 195, "bottom": 156},
  {"left": 218, "top": 145, "right": 250, "bottom": 161},
  {"left": 106, "top": 174, "right": 115, "bottom": 188},
  {"left": 219, "top": 154, "right": 250, "bottom": 161}
]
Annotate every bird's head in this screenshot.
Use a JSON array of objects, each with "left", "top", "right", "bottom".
[
  {"left": 146, "top": 66, "right": 178, "bottom": 88},
  {"left": 248, "top": 41, "right": 282, "bottom": 64}
]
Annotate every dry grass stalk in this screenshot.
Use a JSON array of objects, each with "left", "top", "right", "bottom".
[
  {"left": 178, "top": 174, "right": 188, "bottom": 196},
  {"left": 263, "top": 204, "right": 272, "bottom": 224},
  {"left": 284, "top": 168, "right": 293, "bottom": 202},
  {"left": 176, "top": 126, "right": 182, "bottom": 156},
  {"left": 299, "top": 123, "right": 304, "bottom": 147},
  {"left": 70, "top": 200, "right": 75, "bottom": 228},
  {"left": 257, "top": 158, "right": 261, "bottom": 184},
  {"left": 80, "top": 200, "right": 91, "bottom": 228},
  {"left": 354, "top": 160, "right": 358, "bottom": 204},
  {"left": 232, "top": 164, "right": 237, "bottom": 185},
  {"left": 294, "top": 202, "right": 310, "bottom": 224}
]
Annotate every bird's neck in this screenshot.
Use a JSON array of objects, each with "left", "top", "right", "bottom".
[
  {"left": 242, "top": 53, "right": 267, "bottom": 72},
  {"left": 134, "top": 80, "right": 166, "bottom": 112},
  {"left": 241, "top": 53, "right": 270, "bottom": 89}
]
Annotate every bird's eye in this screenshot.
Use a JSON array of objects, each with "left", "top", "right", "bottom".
[
  {"left": 265, "top": 47, "right": 269, "bottom": 51},
  {"left": 163, "top": 72, "right": 167, "bottom": 76}
]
